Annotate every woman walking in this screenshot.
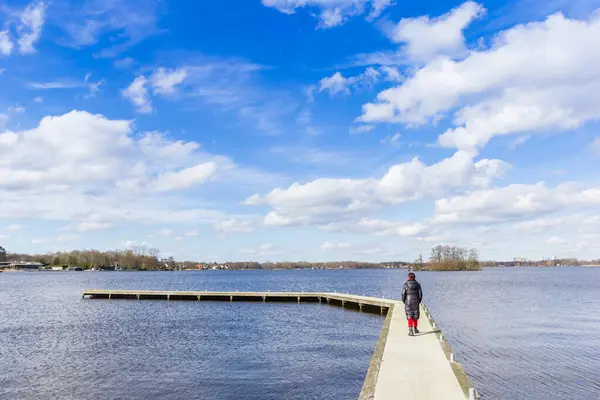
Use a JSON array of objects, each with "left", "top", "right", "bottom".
[{"left": 402, "top": 272, "right": 423, "bottom": 336}]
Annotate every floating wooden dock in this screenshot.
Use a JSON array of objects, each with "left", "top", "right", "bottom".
[
  {"left": 83, "top": 290, "right": 478, "bottom": 400},
  {"left": 82, "top": 290, "right": 393, "bottom": 314}
]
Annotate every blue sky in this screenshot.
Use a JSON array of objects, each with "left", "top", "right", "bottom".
[{"left": 1, "top": 0, "right": 600, "bottom": 262}]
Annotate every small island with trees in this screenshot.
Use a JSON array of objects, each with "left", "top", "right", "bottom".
[{"left": 412, "top": 245, "right": 481, "bottom": 271}]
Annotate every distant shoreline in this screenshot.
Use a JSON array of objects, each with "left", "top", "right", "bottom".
[{"left": 2, "top": 264, "right": 600, "bottom": 273}]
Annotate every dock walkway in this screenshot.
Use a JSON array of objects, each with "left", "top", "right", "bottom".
[
  {"left": 369, "top": 303, "right": 467, "bottom": 400},
  {"left": 82, "top": 290, "right": 477, "bottom": 399}
]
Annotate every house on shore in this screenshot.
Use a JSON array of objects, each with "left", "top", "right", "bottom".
[{"left": 0, "top": 261, "right": 45, "bottom": 270}]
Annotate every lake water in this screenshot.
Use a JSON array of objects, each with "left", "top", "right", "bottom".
[{"left": 1, "top": 267, "right": 599, "bottom": 399}]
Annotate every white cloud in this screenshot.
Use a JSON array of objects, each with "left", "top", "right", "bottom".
[
  {"left": 0, "top": 30, "right": 13, "bottom": 56},
  {"left": 17, "top": 1, "right": 46, "bottom": 54},
  {"left": 154, "top": 162, "right": 217, "bottom": 191},
  {"left": 269, "top": 146, "right": 358, "bottom": 167},
  {"left": 27, "top": 75, "right": 104, "bottom": 98},
  {"left": 122, "top": 240, "right": 152, "bottom": 249},
  {"left": 56, "top": 234, "right": 78, "bottom": 242},
  {"left": 33, "top": 96, "right": 43, "bottom": 103},
  {"left": 510, "top": 134, "right": 531, "bottom": 149},
  {"left": 319, "top": 66, "right": 405, "bottom": 98},
  {"left": 357, "top": 219, "right": 429, "bottom": 237},
  {"left": 319, "top": 72, "right": 352, "bottom": 96},
  {"left": 354, "top": 67, "right": 381, "bottom": 90},
  {"left": 349, "top": 1, "right": 483, "bottom": 68},
  {"left": 7, "top": 224, "right": 23, "bottom": 231},
  {"left": 84, "top": 73, "right": 105, "bottom": 98},
  {"left": 377, "top": 150, "right": 508, "bottom": 202},
  {"left": 515, "top": 216, "right": 567, "bottom": 234},
  {"left": 60, "top": 0, "right": 162, "bottom": 57},
  {"left": 350, "top": 125, "right": 375, "bottom": 134},
  {"left": 150, "top": 67, "right": 188, "bottom": 96},
  {"left": 122, "top": 76, "right": 152, "bottom": 113},
  {"left": 262, "top": 0, "right": 394, "bottom": 28},
  {"left": 248, "top": 150, "right": 507, "bottom": 227},
  {"left": 258, "top": 243, "right": 274, "bottom": 252},
  {"left": 368, "top": 0, "right": 394, "bottom": 20},
  {"left": 379, "top": 66, "right": 403, "bottom": 82},
  {"left": 582, "top": 215, "right": 600, "bottom": 226},
  {"left": 74, "top": 220, "right": 114, "bottom": 232},
  {"left": 439, "top": 84, "right": 600, "bottom": 151},
  {"left": 433, "top": 183, "right": 600, "bottom": 225},
  {"left": 319, "top": 218, "right": 432, "bottom": 239},
  {"left": 321, "top": 241, "right": 352, "bottom": 250},
  {"left": 546, "top": 236, "right": 567, "bottom": 245},
  {"left": 0, "top": 110, "right": 265, "bottom": 232},
  {"left": 319, "top": 67, "right": 381, "bottom": 96},
  {"left": 350, "top": 50, "right": 407, "bottom": 68},
  {"left": 256, "top": 177, "right": 376, "bottom": 227},
  {"left": 214, "top": 218, "right": 254, "bottom": 236},
  {"left": 121, "top": 68, "right": 186, "bottom": 113},
  {"left": 319, "top": 8, "right": 344, "bottom": 28},
  {"left": 28, "top": 80, "right": 86, "bottom": 90},
  {"left": 120, "top": 61, "right": 292, "bottom": 135},
  {"left": 0, "top": 111, "right": 132, "bottom": 189},
  {"left": 114, "top": 57, "right": 136, "bottom": 69},
  {"left": 361, "top": 11, "right": 600, "bottom": 150},
  {"left": 239, "top": 243, "right": 280, "bottom": 258},
  {"left": 389, "top": 1, "right": 485, "bottom": 63},
  {"left": 380, "top": 132, "right": 401, "bottom": 145}
]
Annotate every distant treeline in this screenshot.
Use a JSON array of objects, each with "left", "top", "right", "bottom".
[
  {"left": 2, "top": 246, "right": 409, "bottom": 270},
  {"left": 260, "top": 261, "right": 404, "bottom": 269},
  {"left": 480, "top": 258, "right": 600, "bottom": 267},
  {"left": 5, "top": 246, "right": 167, "bottom": 270},
  {"left": 4, "top": 244, "right": 596, "bottom": 271}
]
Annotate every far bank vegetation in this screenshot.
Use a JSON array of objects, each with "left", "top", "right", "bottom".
[{"left": 1, "top": 245, "right": 403, "bottom": 270}]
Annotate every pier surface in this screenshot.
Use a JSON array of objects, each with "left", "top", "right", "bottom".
[
  {"left": 83, "top": 290, "right": 475, "bottom": 399},
  {"left": 370, "top": 303, "right": 466, "bottom": 400}
]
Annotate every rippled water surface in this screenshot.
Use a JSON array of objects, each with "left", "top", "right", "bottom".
[{"left": 1, "top": 267, "right": 599, "bottom": 399}]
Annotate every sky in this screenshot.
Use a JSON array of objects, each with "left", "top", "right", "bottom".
[{"left": 1, "top": 0, "right": 600, "bottom": 262}]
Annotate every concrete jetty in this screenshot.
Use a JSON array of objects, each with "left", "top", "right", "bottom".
[
  {"left": 362, "top": 302, "right": 468, "bottom": 400},
  {"left": 83, "top": 290, "right": 477, "bottom": 399}
]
